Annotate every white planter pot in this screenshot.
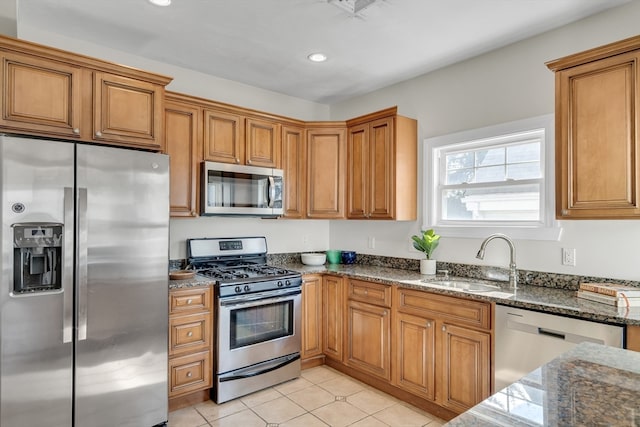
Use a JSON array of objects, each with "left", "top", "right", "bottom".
[{"left": 420, "top": 259, "right": 436, "bottom": 275}]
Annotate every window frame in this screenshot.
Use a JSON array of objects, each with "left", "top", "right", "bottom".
[{"left": 424, "top": 114, "right": 561, "bottom": 241}]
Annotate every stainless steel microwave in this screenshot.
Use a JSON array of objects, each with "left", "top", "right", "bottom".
[{"left": 201, "top": 161, "right": 284, "bottom": 216}]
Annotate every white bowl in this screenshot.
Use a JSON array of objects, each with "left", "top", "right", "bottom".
[{"left": 301, "top": 253, "right": 326, "bottom": 266}]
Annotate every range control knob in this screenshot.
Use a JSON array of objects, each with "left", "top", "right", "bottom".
[
  {"left": 285, "top": 280, "right": 291, "bottom": 286},
  {"left": 277, "top": 281, "right": 284, "bottom": 287},
  {"left": 244, "top": 285, "right": 251, "bottom": 292},
  {"left": 234, "top": 286, "right": 242, "bottom": 293}
]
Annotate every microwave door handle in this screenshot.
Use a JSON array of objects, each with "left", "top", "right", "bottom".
[{"left": 268, "top": 176, "right": 275, "bottom": 208}]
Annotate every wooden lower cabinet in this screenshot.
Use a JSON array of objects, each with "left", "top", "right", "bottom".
[
  {"left": 627, "top": 325, "right": 640, "bottom": 352},
  {"left": 322, "top": 275, "right": 345, "bottom": 361},
  {"left": 168, "top": 286, "right": 213, "bottom": 407},
  {"left": 346, "top": 299, "right": 391, "bottom": 381},
  {"left": 394, "top": 312, "right": 436, "bottom": 401},
  {"left": 301, "top": 274, "right": 324, "bottom": 367},
  {"left": 440, "top": 323, "right": 491, "bottom": 413}
]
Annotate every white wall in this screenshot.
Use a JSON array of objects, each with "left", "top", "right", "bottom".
[{"left": 329, "top": 1, "right": 640, "bottom": 281}]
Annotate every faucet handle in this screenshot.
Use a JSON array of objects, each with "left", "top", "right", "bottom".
[{"left": 437, "top": 269, "right": 449, "bottom": 279}]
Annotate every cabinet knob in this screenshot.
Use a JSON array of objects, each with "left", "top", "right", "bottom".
[
  {"left": 562, "top": 209, "right": 569, "bottom": 215},
  {"left": 186, "top": 299, "right": 193, "bottom": 304},
  {"left": 247, "top": 159, "right": 252, "bottom": 165},
  {"left": 95, "top": 131, "right": 103, "bottom": 138},
  {"left": 187, "top": 331, "right": 193, "bottom": 337},
  {"left": 73, "top": 128, "right": 80, "bottom": 135},
  {"left": 382, "top": 310, "right": 388, "bottom": 316},
  {"left": 186, "top": 371, "right": 192, "bottom": 378},
  {"left": 442, "top": 325, "right": 446, "bottom": 332},
  {"left": 235, "top": 158, "right": 240, "bottom": 164},
  {"left": 426, "top": 322, "right": 431, "bottom": 328}
]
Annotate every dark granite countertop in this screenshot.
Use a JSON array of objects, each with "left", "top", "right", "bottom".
[
  {"left": 444, "top": 342, "right": 640, "bottom": 426},
  {"left": 168, "top": 263, "right": 640, "bottom": 326}
]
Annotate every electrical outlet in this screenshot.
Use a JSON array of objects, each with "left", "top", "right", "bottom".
[
  {"left": 367, "top": 236, "right": 375, "bottom": 249},
  {"left": 562, "top": 248, "right": 576, "bottom": 266}
]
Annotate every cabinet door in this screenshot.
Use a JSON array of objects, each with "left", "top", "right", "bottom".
[
  {"left": 282, "top": 125, "right": 306, "bottom": 218},
  {"left": 0, "top": 52, "right": 82, "bottom": 138},
  {"left": 368, "top": 117, "right": 394, "bottom": 219},
  {"left": 322, "top": 275, "right": 344, "bottom": 361},
  {"left": 394, "top": 312, "right": 436, "bottom": 401},
  {"left": 346, "top": 300, "right": 391, "bottom": 381},
  {"left": 203, "top": 109, "right": 244, "bottom": 164},
  {"left": 246, "top": 117, "right": 280, "bottom": 168},
  {"left": 301, "top": 275, "right": 323, "bottom": 361},
  {"left": 307, "top": 127, "right": 346, "bottom": 219},
  {"left": 165, "top": 99, "right": 201, "bottom": 217},
  {"left": 556, "top": 51, "right": 640, "bottom": 218},
  {"left": 440, "top": 323, "right": 491, "bottom": 413},
  {"left": 347, "top": 123, "right": 368, "bottom": 218},
  {"left": 93, "top": 72, "right": 163, "bottom": 150}
]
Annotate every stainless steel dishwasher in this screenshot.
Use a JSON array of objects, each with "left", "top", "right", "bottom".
[{"left": 495, "top": 305, "right": 624, "bottom": 391}]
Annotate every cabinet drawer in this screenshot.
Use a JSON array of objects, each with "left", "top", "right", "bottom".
[
  {"left": 348, "top": 279, "right": 391, "bottom": 307},
  {"left": 397, "top": 288, "right": 491, "bottom": 330},
  {"left": 169, "top": 286, "right": 211, "bottom": 315},
  {"left": 169, "top": 351, "right": 212, "bottom": 397},
  {"left": 169, "top": 313, "right": 211, "bottom": 356}
]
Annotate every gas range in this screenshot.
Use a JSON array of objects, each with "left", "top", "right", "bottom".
[{"left": 187, "top": 237, "right": 302, "bottom": 298}]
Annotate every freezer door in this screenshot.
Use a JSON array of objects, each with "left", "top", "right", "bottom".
[
  {"left": 75, "top": 145, "right": 169, "bottom": 427},
  {"left": 0, "top": 136, "right": 74, "bottom": 427}
]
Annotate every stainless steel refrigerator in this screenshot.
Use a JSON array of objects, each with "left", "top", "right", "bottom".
[{"left": 0, "top": 134, "right": 169, "bottom": 427}]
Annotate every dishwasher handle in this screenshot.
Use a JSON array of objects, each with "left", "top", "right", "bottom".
[
  {"left": 537, "top": 327, "right": 565, "bottom": 340},
  {"left": 507, "top": 318, "right": 604, "bottom": 345}
]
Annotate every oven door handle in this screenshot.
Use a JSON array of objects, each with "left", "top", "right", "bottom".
[
  {"left": 220, "top": 289, "right": 301, "bottom": 307},
  {"left": 220, "top": 354, "right": 301, "bottom": 382}
]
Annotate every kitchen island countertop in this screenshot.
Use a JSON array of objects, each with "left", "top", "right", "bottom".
[{"left": 444, "top": 341, "right": 640, "bottom": 426}]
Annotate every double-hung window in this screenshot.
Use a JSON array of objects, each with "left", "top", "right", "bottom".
[{"left": 426, "top": 115, "right": 560, "bottom": 240}]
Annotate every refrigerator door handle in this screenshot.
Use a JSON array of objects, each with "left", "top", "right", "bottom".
[
  {"left": 63, "top": 187, "right": 74, "bottom": 343},
  {"left": 77, "top": 187, "right": 88, "bottom": 341}
]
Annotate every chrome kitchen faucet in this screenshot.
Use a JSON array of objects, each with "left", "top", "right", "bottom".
[{"left": 476, "top": 233, "right": 517, "bottom": 289}]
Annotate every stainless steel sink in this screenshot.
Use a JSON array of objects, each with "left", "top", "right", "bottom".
[{"left": 422, "top": 280, "right": 501, "bottom": 292}]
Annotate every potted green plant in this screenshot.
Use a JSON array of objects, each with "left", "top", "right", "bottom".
[{"left": 411, "top": 229, "right": 440, "bottom": 274}]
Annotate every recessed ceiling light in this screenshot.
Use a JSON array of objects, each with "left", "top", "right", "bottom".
[
  {"left": 307, "top": 53, "right": 327, "bottom": 63},
  {"left": 148, "top": 0, "right": 171, "bottom": 6}
]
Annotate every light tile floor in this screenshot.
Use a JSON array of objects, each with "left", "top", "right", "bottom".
[{"left": 169, "top": 365, "right": 447, "bottom": 427}]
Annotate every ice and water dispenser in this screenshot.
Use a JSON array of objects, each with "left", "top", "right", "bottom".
[{"left": 12, "top": 223, "right": 63, "bottom": 293}]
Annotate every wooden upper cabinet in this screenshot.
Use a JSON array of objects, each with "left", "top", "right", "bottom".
[
  {"left": 547, "top": 36, "right": 640, "bottom": 219},
  {"left": 203, "top": 109, "right": 281, "bottom": 167},
  {"left": 246, "top": 117, "right": 280, "bottom": 168},
  {"left": 0, "top": 51, "right": 82, "bottom": 138},
  {"left": 306, "top": 125, "right": 347, "bottom": 219},
  {"left": 203, "top": 109, "right": 244, "bottom": 164},
  {"left": 346, "top": 108, "right": 417, "bottom": 220},
  {"left": 93, "top": 72, "right": 164, "bottom": 150},
  {"left": 0, "top": 35, "right": 172, "bottom": 151},
  {"left": 282, "top": 125, "right": 306, "bottom": 218},
  {"left": 165, "top": 94, "right": 201, "bottom": 217}
]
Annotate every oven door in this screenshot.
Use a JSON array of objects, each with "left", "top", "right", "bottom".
[{"left": 217, "top": 287, "right": 301, "bottom": 374}]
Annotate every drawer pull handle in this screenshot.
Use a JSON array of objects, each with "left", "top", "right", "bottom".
[
  {"left": 187, "top": 331, "right": 193, "bottom": 337},
  {"left": 186, "top": 371, "right": 192, "bottom": 378},
  {"left": 186, "top": 299, "right": 193, "bottom": 304}
]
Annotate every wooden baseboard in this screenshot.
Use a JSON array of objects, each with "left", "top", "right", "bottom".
[
  {"left": 168, "top": 389, "right": 211, "bottom": 412},
  {"left": 324, "top": 359, "right": 458, "bottom": 422}
]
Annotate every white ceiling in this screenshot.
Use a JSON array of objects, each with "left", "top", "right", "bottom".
[{"left": 17, "top": 0, "right": 630, "bottom": 104}]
